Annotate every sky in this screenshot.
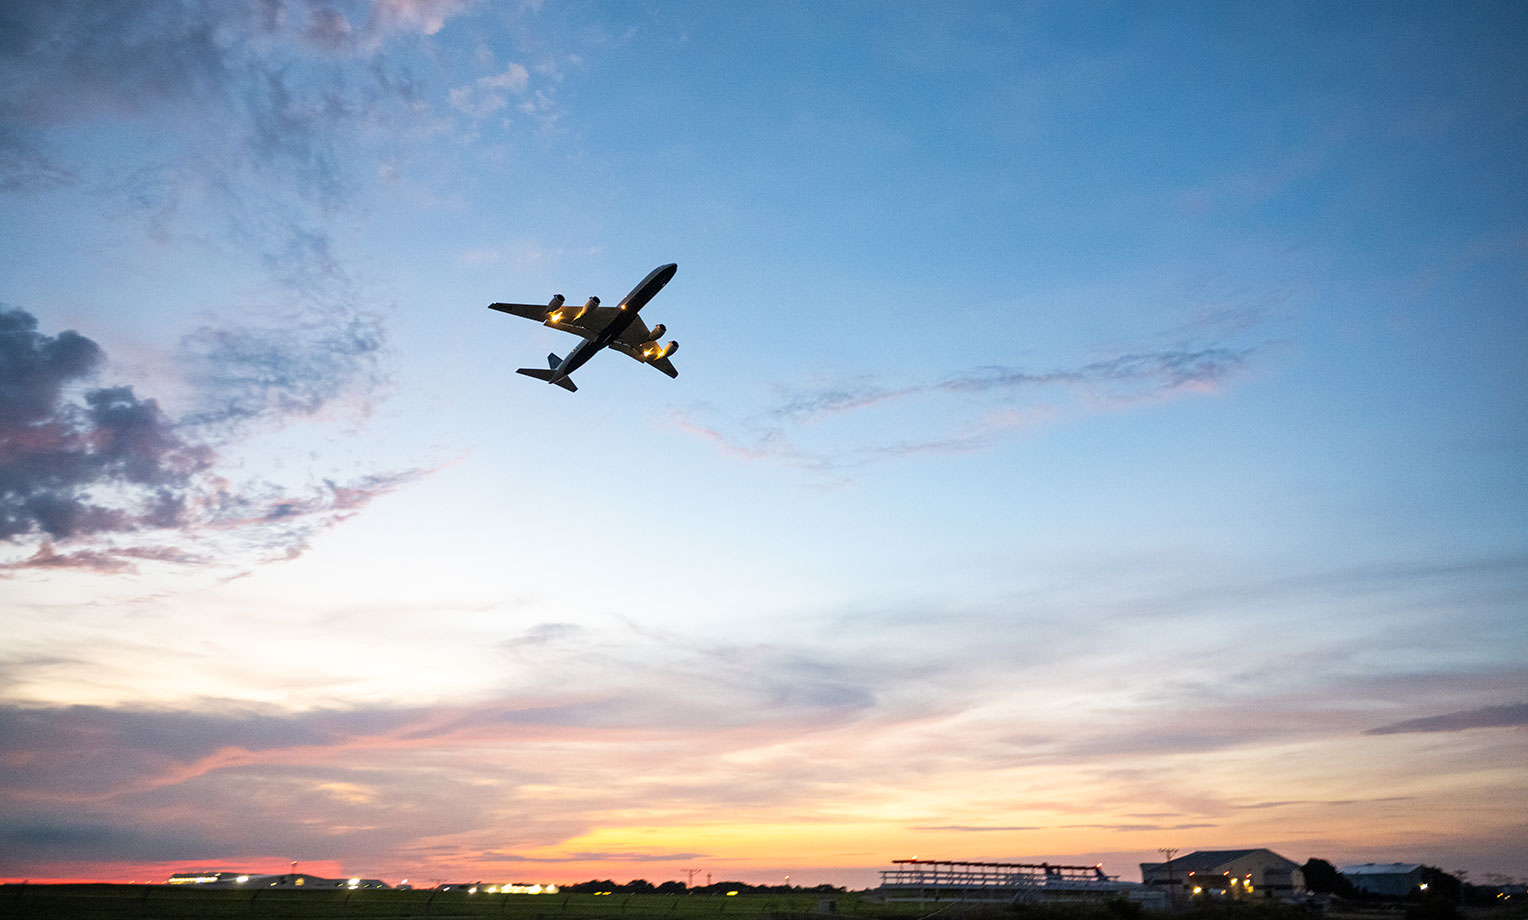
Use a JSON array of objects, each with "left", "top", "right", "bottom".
[{"left": 1, "top": 0, "right": 1525, "bottom": 890}]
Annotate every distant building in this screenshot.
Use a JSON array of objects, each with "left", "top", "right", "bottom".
[
  {"left": 165, "top": 871, "right": 389, "bottom": 889},
  {"left": 1339, "top": 863, "right": 1426, "bottom": 897},
  {"left": 166, "top": 871, "right": 253, "bottom": 886},
  {"left": 1140, "top": 849, "right": 1305, "bottom": 900},
  {"left": 877, "top": 858, "right": 1166, "bottom": 907}
]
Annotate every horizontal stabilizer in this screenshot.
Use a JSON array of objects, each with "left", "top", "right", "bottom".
[{"left": 516, "top": 367, "right": 577, "bottom": 392}]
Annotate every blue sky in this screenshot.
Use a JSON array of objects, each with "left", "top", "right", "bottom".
[{"left": 1, "top": 0, "right": 1524, "bottom": 887}]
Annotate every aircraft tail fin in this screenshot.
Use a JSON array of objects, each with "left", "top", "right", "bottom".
[
  {"left": 515, "top": 366, "right": 577, "bottom": 392},
  {"left": 546, "top": 353, "right": 562, "bottom": 369}
]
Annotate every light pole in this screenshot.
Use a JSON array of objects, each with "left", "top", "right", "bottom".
[{"left": 1158, "top": 848, "right": 1179, "bottom": 910}]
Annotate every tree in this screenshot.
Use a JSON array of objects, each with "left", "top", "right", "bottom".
[
  {"left": 1302, "top": 859, "right": 1359, "bottom": 898},
  {"left": 1418, "top": 867, "right": 1461, "bottom": 904}
]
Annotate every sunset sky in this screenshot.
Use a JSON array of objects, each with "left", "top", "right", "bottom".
[{"left": 2, "top": 0, "right": 1525, "bottom": 889}]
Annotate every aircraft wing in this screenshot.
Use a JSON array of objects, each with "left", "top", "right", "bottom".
[
  {"left": 488, "top": 303, "right": 624, "bottom": 341},
  {"left": 488, "top": 302, "right": 552, "bottom": 321},
  {"left": 609, "top": 340, "right": 679, "bottom": 378},
  {"left": 551, "top": 306, "right": 622, "bottom": 340},
  {"left": 615, "top": 316, "right": 657, "bottom": 347}
]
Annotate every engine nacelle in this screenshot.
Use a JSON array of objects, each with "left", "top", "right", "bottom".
[
  {"left": 639, "top": 339, "right": 678, "bottom": 361},
  {"left": 544, "top": 294, "right": 566, "bottom": 321},
  {"left": 583, "top": 296, "right": 600, "bottom": 309},
  {"left": 548, "top": 294, "right": 565, "bottom": 308},
  {"left": 647, "top": 323, "right": 666, "bottom": 341}
]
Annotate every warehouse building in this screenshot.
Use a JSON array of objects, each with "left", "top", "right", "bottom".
[
  {"left": 1339, "top": 863, "right": 1427, "bottom": 897},
  {"left": 1140, "top": 848, "right": 1305, "bottom": 900}
]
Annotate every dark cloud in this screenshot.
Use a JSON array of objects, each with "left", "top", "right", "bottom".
[
  {"left": 0, "top": 304, "right": 103, "bottom": 422},
  {"left": 1365, "top": 702, "right": 1528, "bottom": 735},
  {"left": 0, "top": 305, "right": 427, "bottom": 571},
  {"left": 0, "top": 1, "right": 231, "bottom": 127},
  {"left": 0, "top": 702, "right": 420, "bottom": 799},
  {"left": 0, "top": 306, "right": 213, "bottom": 541},
  {"left": 1232, "top": 797, "right": 1414, "bottom": 809},
  {"left": 0, "top": 816, "right": 225, "bottom": 863}
]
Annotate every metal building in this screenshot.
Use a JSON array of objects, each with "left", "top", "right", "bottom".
[{"left": 1339, "top": 863, "right": 1427, "bottom": 897}]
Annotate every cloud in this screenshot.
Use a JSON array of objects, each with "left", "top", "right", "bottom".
[
  {"left": 913, "top": 824, "right": 1046, "bottom": 832},
  {"left": 0, "top": 126, "right": 76, "bottom": 194},
  {"left": 772, "top": 347, "right": 1250, "bottom": 423},
  {"left": 0, "top": 307, "right": 213, "bottom": 541},
  {"left": 0, "top": 305, "right": 428, "bottom": 573},
  {"left": 678, "top": 346, "right": 1250, "bottom": 476},
  {"left": 0, "top": 817, "right": 226, "bottom": 863},
  {"left": 177, "top": 313, "right": 388, "bottom": 431},
  {"left": 1364, "top": 702, "right": 1528, "bottom": 735},
  {"left": 481, "top": 850, "right": 710, "bottom": 864},
  {"left": 1060, "top": 822, "right": 1218, "bottom": 832},
  {"left": 450, "top": 62, "right": 533, "bottom": 118},
  {"left": 0, "top": 0, "right": 466, "bottom": 272}
]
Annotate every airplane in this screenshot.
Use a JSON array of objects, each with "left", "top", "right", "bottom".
[{"left": 488, "top": 263, "right": 680, "bottom": 392}]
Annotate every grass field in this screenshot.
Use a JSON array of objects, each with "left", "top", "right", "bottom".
[
  {"left": 0, "top": 884, "right": 938, "bottom": 920},
  {"left": 8, "top": 885, "right": 1525, "bottom": 920}
]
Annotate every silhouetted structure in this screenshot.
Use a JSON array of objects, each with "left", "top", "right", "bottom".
[
  {"left": 878, "top": 858, "right": 1163, "bottom": 906},
  {"left": 1140, "top": 849, "right": 1304, "bottom": 900},
  {"left": 1339, "top": 863, "right": 1426, "bottom": 897}
]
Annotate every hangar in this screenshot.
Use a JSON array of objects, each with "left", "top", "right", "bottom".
[
  {"left": 1140, "top": 849, "right": 1305, "bottom": 900},
  {"left": 1339, "top": 863, "right": 1427, "bottom": 897}
]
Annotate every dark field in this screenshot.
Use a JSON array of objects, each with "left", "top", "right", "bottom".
[
  {"left": 6, "top": 886, "right": 1525, "bottom": 920},
  {"left": 0, "top": 885, "right": 924, "bottom": 920}
]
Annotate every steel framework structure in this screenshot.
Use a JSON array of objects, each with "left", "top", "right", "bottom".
[{"left": 878, "top": 859, "right": 1124, "bottom": 904}]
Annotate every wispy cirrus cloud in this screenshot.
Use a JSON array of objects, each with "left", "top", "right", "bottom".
[
  {"left": 177, "top": 312, "right": 390, "bottom": 432},
  {"left": 772, "top": 347, "right": 1250, "bottom": 423},
  {"left": 1365, "top": 702, "right": 1528, "bottom": 735},
  {"left": 677, "top": 346, "right": 1252, "bottom": 475}
]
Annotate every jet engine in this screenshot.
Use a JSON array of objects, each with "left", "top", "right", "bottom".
[
  {"left": 583, "top": 296, "right": 600, "bottom": 309},
  {"left": 640, "top": 339, "right": 678, "bottom": 361},
  {"left": 547, "top": 294, "right": 565, "bottom": 308},
  {"left": 646, "top": 323, "right": 666, "bottom": 340},
  {"left": 544, "top": 294, "right": 565, "bottom": 321}
]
